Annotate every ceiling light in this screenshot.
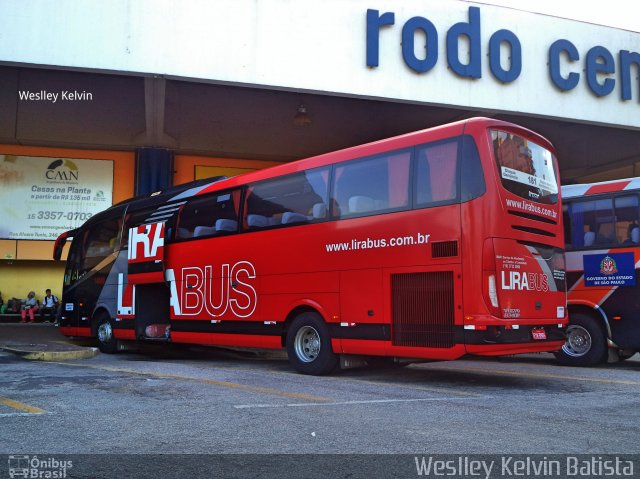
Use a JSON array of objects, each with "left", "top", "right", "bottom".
[{"left": 293, "top": 104, "right": 311, "bottom": 127}]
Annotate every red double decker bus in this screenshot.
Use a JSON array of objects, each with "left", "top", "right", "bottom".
[{"left": 54, "top": 118, "right": 566, "bottom": 374}]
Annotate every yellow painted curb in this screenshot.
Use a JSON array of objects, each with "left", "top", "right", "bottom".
[{"left": 0, "top": 346, "right": 99, "bottom": 361}]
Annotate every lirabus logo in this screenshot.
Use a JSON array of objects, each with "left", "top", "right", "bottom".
[
  {"left": 599, "top": 256, "right": 618, "bottom": 275},
  {"left": 45, "top": 159, "right": 79, "bottom": 183}
]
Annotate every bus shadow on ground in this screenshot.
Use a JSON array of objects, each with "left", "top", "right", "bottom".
[
  {"left": 114, "top": 342, "right": 638, "bottom": 394},
  {"left": 121, "top": 342, "right": 288, "bottom": 364}
]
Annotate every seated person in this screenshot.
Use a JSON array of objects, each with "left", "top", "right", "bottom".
[
  {"left": 583, "top": 230, "right": 596, "bottom": 247},
  {"left": 623, "top": 223, "right": 640, "bottom": 245},
  {"left": 40, "top": 288, "right": 59, "bottom": 322},
  {"left": 20, "top": 291, "right": 40, "bottom": 323}
]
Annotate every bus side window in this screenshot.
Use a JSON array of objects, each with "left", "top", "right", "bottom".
[
  {"left": 82, "top": 218, "right": 120, "bottom": 272},
  {"left": 569, "top": 198, "right": 616, "bottom": 247},
  {"left": 562, "top": 204, "right": 573, "bottom": 249},
  {"left": 567, "top": 201, "right": 585, "bottom": 248},
  {"left": 414, "top": 138, "right": 459, "bottom": 207},
  {"left": 568, "top": 195, "right": 640, "bottom": 249},
  {"left": 594, "top": 198, "right": 616, "bottom": 246},
  {"left": 332, "top": 150, "right": 410, "bottom": 218},
  {"left": 460, "top": 135, "right": 486, "bottom": 202},
  {"left": 614, "top": 195, "right": 640, "bottom": 245},
  {"left": 177, "top": 190, "right": 240, "bottom": 239},
  {"left": 244, "top": 167, "right": 329, "bottom": 229},
  {"left": 64, "top": 232, "right": 85, "bottom": 286}
]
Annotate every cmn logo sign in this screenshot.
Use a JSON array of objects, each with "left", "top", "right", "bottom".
[{"left": 45, "top": 159, "right": 79, "bottom": 181}]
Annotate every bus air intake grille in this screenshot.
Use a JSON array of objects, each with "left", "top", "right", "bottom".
[
  {"left": 431, "top": 240, "right": 458, "bottom": 258},
  {"left": 391, "top": 271, "right": 455, "bottom": 348},
  {"left": 511, "top": 225, "right": 555, "bottom": 237}
]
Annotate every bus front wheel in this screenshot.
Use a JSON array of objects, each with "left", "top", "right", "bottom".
[
  {"left": 95, "top": 314, "right": 118, "bottom": 354},
  {"left": 286, "top": 312, "right": 338, "bottom": 375},
  {"left": 555, "top": 313, "right": 607, "bottom": 367}
]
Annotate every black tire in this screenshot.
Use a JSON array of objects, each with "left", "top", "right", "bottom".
[
  {"left": 94, "top": 313, "right": 118, "bottom": 354},
  {"left": 555, "top": 313, "right": 607, "bottom": 367},
  {"left": 286, "top": 312, "right": 338, "bottom": 375}
]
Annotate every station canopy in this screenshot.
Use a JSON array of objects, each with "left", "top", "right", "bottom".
[{"left": 1, "top": 65, "right": 638, "bottom": 184}]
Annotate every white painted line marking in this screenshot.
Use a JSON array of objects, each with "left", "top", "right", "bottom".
[
  {"left": 0, "top": 412, "right": 50, "bottom": 417},
  {"left": 234, "top": 396, "right": 479, "bottom": 409}
]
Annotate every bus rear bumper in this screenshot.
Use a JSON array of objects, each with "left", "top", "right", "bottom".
[
  {"left": 464, "top": 324, "right": 566, "bottom": 355},
  {"left": 464, "top": 323, "right": 566, "bottom": 343},
  {"left": 59, "top": 326, "right": 92, "bottom": 338}
]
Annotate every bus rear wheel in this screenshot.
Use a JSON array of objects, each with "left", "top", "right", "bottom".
[
  {"left": 95, "top": 314, "right": 118, "bottom": 354},
  {"left": 555, "top": 313, "right": 607, "bottom": 367},
  {"left": 286, "top": 312, "right": 338, "bottom": 375}
]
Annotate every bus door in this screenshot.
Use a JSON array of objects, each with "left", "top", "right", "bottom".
[
  {"left": 59, "top": 229, "right": 85, "bottom": 330},
  {"left": 126, "top": 221, "right": 172, "bottom": 339}
]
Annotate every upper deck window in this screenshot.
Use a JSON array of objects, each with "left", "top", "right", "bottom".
[{"left": 491, "top": 130, "right": 558, "bottom": 205}]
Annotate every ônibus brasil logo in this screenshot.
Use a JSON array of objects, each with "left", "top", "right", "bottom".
[
  {"left": 45, "top": 159, "right": 79, "bottom": 182},
  {"left": 600, "top": 256, "right": 618, "bottom": 275}
]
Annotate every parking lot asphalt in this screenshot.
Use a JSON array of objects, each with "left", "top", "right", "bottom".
[
  {"left": 0, "top": 323, "right": 98, "bottom": 360},
  {"left": 1, "top": 341, "right": 639, "bottom": 456}
]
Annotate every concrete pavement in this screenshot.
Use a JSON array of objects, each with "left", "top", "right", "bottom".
[{"left": 0, "top": 323, "right": 98, "bottom": 360}]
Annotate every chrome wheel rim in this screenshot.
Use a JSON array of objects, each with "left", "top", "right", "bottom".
[
  {"left": 562, "top": 324, "right": 591, "bottom": 357},
  {"left": 97, "top": 321, "right": 113, "bottom": 344},
  {"left": 294, "top": 326, "right": 321, "bottom": 363}
]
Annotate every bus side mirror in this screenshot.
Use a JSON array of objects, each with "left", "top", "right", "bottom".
[{"left": 53, "top": 232, "right": 70, "bottom": 261}]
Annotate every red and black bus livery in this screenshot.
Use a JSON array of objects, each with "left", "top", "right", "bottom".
[{"left": 54, "top": 118, "right": 566, "bottom": 374}]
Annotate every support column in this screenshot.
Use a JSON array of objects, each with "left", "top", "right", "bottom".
[{"left": 134, "top": 147, "right": 174, "bottom": 196}]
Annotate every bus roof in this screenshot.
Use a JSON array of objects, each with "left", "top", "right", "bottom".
[
  {"left": 77, "top": 116, "right": 552, "bottom": 229},
  {"left": 562, "top": 177, "right": 640, "bottom": 199},
  {"left": 111, "top": 176, "right": 228, "bottom": 209},
  {"left": 195, "top": 116, "right": 553, "bottom": 195}
]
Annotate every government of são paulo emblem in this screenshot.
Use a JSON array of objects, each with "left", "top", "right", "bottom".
[{"left": 599, "top": 255, "right": 618, "bottom": 275}]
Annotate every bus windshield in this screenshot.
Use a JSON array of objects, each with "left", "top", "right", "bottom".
[{"left": 491, "top": 130, "right": 558, "bottom": 205}]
